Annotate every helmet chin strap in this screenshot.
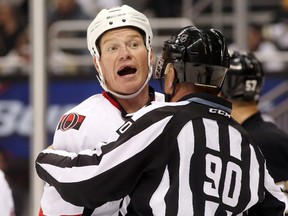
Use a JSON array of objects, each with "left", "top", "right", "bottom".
[
  {"left": 164, "top": 77, "right": 178, "bottom": 102},
  {"left": 164, "top": 93, "right": 172, "bottom": 102},
  {"left": 97, "top": 68, "right": 152, "bottom": 99}
]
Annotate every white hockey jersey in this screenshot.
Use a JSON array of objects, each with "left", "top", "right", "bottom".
[
  {"left": 0, "top": 170, "right": 14, "bottom": 216},
  {"left": 40, "top": 89, "right": 164, "bottom": 216}
]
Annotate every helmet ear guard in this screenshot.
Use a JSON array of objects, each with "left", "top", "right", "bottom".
[{"left": 173, "top": 60, "right": 185, "bottom": 82}]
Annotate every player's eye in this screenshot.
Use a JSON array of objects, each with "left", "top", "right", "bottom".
[
  {"left": 107, "top": 45, "right": 118, "bottom": 52},
  {"left": 130, "top": 41, "right": 139, "bottom": 48}
]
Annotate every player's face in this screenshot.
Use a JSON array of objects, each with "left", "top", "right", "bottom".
[{"left": 96, "top": 28, "right": 152, "bottom": 95}]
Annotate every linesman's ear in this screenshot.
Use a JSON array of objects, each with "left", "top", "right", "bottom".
[{"left": 164, "top": 64, "right": 175, "bottom": 92}]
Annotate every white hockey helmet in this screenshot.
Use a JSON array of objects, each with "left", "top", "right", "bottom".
[
  {"left": 87, "top": 5, "right": 153, "bottom": 58},
  {"left": 87, "top": 5, "right": 154, "bottom": 99}
]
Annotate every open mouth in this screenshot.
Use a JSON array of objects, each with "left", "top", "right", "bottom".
[{"left": 117, "top": 66, "right": 137, "bottom": 76}]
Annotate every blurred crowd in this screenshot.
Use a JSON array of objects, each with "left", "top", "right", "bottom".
[
  {"left": 0, "top": 0, "right": 29, "bottom": 75},
  {"left": 0, "top": 0, "right": 182, "bottom": 76},
  {"left": 1, "top": 0, "right": 288, "bottom": 76}
]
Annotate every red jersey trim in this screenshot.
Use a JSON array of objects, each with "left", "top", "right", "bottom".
[
  {"left": 39, "top": 207, "right": 82, "bottom": 216},
  {"left": 102, "top": 91, "right": 121, "bottom": 110}
]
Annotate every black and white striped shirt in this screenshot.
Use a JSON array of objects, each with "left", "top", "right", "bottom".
[{"left": 36, "top": 92, "right": 287, "bottom": 215}]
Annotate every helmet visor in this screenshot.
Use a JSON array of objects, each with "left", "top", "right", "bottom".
[{"left": 185, "top": 63, "right": 228, "bottom": 88}]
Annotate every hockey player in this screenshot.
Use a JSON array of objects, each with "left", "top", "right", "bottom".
[
  {"left": 36, "top": 26, "right": 287, "bottom": 215},
  {"left": 221, "top": 50, "right": 288, "bottom": 215},
  {"left": 39, "top": 5, "right": 164, "bottom": 216}
]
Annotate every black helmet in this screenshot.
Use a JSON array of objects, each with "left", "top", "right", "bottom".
[
  {"left": 154, "top": 26, "right": 230, "bottom": 89},
  {"left": 221, "top": 50, "right": 264, "bottom": 102}
]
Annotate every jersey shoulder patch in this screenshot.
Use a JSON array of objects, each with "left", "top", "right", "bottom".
[{"left": 57, "top": 113, "right": 86, "bottom": 131}]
